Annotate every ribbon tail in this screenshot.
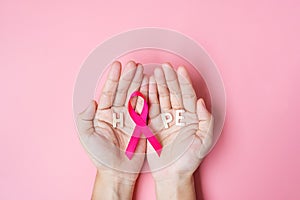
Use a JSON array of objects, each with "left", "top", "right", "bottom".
[
  {"left": 125, "top": 127, "right": 141, "bottom": 160},
  {"left": 125, "top": 136, "right": 139, "bottom": 160},
  {"left": 143, "top": 127, "right": 162, "bottom": 156},
  {"left": 147, "top": 136, "right": 162, "bottom": 156}
]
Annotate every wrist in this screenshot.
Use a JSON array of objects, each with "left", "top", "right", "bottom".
[
  {"left": 154, "top": 174, "right": 196, "bottom": 200},
  {"left": 92, "top": 170, "right": 136, "bottom": 200},
  {"left": 97, "top": 169, "right": 137, "bottom": 185}
]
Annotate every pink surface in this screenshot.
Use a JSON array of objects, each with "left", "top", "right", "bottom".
[{"left": 1, "top": 0, "right": 300, "bottom": 199}]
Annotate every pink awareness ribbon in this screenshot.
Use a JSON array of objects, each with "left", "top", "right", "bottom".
[{"left": 125, "top": 91, "right": 162, "bottom": 160}]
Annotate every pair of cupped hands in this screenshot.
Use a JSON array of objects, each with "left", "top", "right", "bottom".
[{"left": 76, "top": 61, "right": 214, "bottom": 187}]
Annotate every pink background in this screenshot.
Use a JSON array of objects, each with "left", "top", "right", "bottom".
[{"left": 1, "top": 0, "right": 300, "bottom": 199}]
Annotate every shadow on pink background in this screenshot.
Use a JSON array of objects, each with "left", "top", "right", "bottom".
[{"left": 1, "top": 0, "right": 300, "bottom": 199}]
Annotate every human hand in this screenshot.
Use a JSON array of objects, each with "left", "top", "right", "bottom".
[
  {"left": 147, "top": 63, "right": 214, "bottom": 199},
  {"left": 76, "top": 61, "right": 213, "bottom": 200},
  {"left": 76, "top": 61, "right": 147, "bottom": 184}
]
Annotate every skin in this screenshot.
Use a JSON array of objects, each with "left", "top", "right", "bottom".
[
  {"left": 77, "top": 61, "right": 147, "bottom": 199},
  {"left": 147, "top": 63, "right": 214, "bottom": 200},
  {"left": 76, "top": 61, "right": 214, "bottom": 200}
]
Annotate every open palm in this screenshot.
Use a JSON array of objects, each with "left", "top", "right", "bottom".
[
  {"left": 76, "top": 61, "right": 147, "bottom": 182},
  {"left": 147, "top": 64, "right": 214, "bottom": 180}
]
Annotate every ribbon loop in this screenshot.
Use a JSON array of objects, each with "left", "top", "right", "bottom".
[
  {"left": 128, "top": 91, "right": 148, "bottom": 127},
  {"left": 125, "top": 91, "right": 162, "bottom": 159}
]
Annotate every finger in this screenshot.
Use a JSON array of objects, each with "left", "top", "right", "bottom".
[
  {"left": 196, "top": 98, "right": 213, "bottom": 150},
  {"left": 98, "top": 61, "right": 121, "bottom": 110},
  {"left": 196, "top": 99, "right": 213, "bottom": 137},
  {"left": 149, "top": 75, "right": 160, "bottom": 118},
  {"left": 177, "top": 66, "right": 197, "bottom": 113},
  {"left": 125, "top": 64, "right": 144, "bottom": 108},
  {"left": 113, "top": 61, "right": 137, "bottom": 106},
  {"left": 135, "top": 75, "right": 148, "bottom": 114},
  {"left": 154, "top": 67, "right": 171, "bottom": 112},
  {"left": 77, "top": 100, "right": 97, "bottom": 134},
  {"left": 197, "top": 98, "right": 211, "bottom": 121},
  {"left": 162, "top": 63, "right": 183, "bottom": 109},
  {"left": 140, "top": 75, "right": 149, "bottom": 101}
]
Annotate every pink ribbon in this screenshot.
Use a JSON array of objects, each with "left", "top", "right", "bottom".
[{"left": 125, "top": 91, "right": 162, "bottom": 160}]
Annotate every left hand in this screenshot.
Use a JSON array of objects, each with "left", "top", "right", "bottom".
[{"left": 147, "top": 63, "right": 214, "bottom": 181}]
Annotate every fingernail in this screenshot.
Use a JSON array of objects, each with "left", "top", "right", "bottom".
[
  {"left": 198, "top": 99, "right": 207, "bottom": 113},
  {"left": 200, "top": 98, "right": 206, "bottom": 108},
  {"left": 162, "top": 63, "right": 170, "bottom": 68}
]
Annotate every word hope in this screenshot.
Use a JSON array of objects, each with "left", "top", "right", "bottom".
[{"left": 112, "top": 110, "right": 186, "bottom": 129}]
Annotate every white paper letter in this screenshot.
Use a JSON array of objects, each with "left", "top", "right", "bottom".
[
  {"left": 113, "top": 112, "right": 124, "bottom": 128},
  {"left": 161, "top": 113, "right": 173, "bottom": 129},
  {"left": 175, "top": 110, "right": 185, "bottom": 127}
]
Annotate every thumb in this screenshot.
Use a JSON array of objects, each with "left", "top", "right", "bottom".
[
  {"left": 196, "top": 98, "right": 214, "bottom": 158},
  {"left": 77, "top": 100, "right": 97, "bottom": 134},
  {"left": 196, "top": 98, "right": 213, "bottom": 137},
  {"left": 197, "top": 98, "right": 211, "bottom": 121}
]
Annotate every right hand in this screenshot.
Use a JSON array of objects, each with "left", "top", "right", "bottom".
[{"left": 76, "top": 61, "right": 148, "bottom": 183}]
